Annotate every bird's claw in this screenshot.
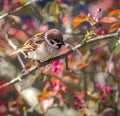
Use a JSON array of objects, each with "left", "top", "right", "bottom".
[{"left": 19, "top": 49, "right": 28, "bottom": 58}]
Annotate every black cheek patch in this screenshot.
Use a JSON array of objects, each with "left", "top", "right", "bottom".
[
  {"left": 57, "top": 43, "right": 62, "bottom": 49},
  {"left": 50, "top": 40, "right": 54, "bottom": 44}
]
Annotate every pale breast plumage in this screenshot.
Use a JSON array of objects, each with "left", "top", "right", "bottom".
[
  {"left": 22, "top": 32, "right": 45, "bottom": 51},
  {"left": 27, "top": 42, "right": 59, "bottom": 62}
]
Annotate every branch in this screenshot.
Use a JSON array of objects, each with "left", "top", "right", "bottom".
[
  {"left": 0, "top": 0, "right": 41, "bottom": 20},
  {"left": 0, "top": 32, "right": 119, "bottom": 89},
  {"left": 4, "top": 34, "right": 26, "bottom": 70}
]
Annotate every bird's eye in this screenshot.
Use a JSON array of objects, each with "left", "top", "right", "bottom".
[{"left": 50, "top": 39, "right": 55, "bottom": 44}]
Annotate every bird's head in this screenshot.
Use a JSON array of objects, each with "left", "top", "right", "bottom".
[{"left": 45, "top": 29, "right": 65, "bottom": 49}]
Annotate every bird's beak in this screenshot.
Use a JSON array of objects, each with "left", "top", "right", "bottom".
[{"left": 61, "top": 41, "right": 65, "bottom": 46}]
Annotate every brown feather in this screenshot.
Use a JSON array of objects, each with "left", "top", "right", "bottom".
[{"left": 23, "top": 32, "right": 45, "bottom": 51}]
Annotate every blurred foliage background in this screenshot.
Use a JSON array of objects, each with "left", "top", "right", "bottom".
[{"left": 0, "top": 0, "right": 120, "bottom": 116}]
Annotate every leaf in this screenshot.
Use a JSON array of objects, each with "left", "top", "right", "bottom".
[
  {"left": 109, "top": 22, "right": 120, "bottom": 32},
  {"left": 73, "top": 15, "right": 88, "bottom": 28},
  {"left": 76, "top": 63, "right": 89, "bottom": 68},
  {"left": 70, "top": 62, "right": 89, "bottom": 68},
  {"left": 20, "top": 87, "right": 42, "bottom": 114},
  {"left": 24, "top": 62, "right": 34, "bottom": 70},
  {"left": 15, "top": 30, "right": 29, "bottom": 42},
  {"left": 19, "top": 0, "right": 26, "bottom": 4},
  {"left": 8, "top": 15, "right": 21, "bottom": 23},
  {"left": 63, "top": 76, "right": 79, "bottom": 84},
  {"left": 112, "top": 38, "right": 120, "bottom": 50},
  {"left": 40, "top": 98, "right": 54, "bottom": 112},
  {"left": 0, "top": 39, "right": 9, "bottom": 48},
  {"left": 108, "top": 9, "right": 120, "bottom": 16},
  {"left": 8, "top": 28, "right": 29, "bottom": 42},
  {"left": 49, "top": 1, "right": 59, "bottom": 15},
  {"left": 100, "top": 17, "right": 119, "bottom": 23},
  {"left": 38, "top": 92, "right": 52, "bottom": 101}
]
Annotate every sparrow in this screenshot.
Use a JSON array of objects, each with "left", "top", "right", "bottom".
[{"left": 11, "top": 29, "right": 65, "bottom": 62}]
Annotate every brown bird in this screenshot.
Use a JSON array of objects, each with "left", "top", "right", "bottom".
[{"left": 11, "top": 29, "right": 65, "bottom": 62}]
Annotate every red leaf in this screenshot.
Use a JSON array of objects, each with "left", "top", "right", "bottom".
[
  {"left": 0, "top": 39, "right": 7, "bottom": 45},
  {"left": 8, "top": 29, "right": 29, "bottom": 42},
  {"left": 0, "top": 39, "right": 9, "bottom": 48},
  {"left": 100, "top": 17, "right": 119, "bottom": 23},
  {"left": 109, "top": 22, "right": 120, "bottom": 32},
  {"left": 14, "top": 30, "right": 29, "bottom": 42}
]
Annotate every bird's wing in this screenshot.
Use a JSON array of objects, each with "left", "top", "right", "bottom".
[
  {"left": 23, "top": 32, "right": 45, "bottom": 51},
  {"left": 10, "top": 32, "right": 45, "bottom": 56}
]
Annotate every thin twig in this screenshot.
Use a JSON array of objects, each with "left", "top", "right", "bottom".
[
  {"left": 65, "top": 57, "right": 69, "bottom": 70},
  {"left": 0, "top": 32, "right": 118, "bottom": 89},
  {"left": 0, "top": 0, "right": 41, "bottom": 20},
  {"left": 4, "top": 34, "right": 17, "bottom": 50},
  {"left": 29, "top": 4, "right": 42, "bottom": 22},
  {"left": 17, "top": 54, "right": 26, "bottom": 70},
  {"left": 4, "top": 34, "right": 26, "bottom": 70},
  {"left": 28, "top": 102, "right": 39, "bottom": 112}
]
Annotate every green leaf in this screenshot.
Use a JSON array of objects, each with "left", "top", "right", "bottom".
[{"left": 112, "top": 37, "right": 120, "bottom": 50}]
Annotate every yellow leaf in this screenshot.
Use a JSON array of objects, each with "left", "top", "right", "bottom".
[
  {"left": 76, "top": 63, "right": 89, "bottom": 68},
  {"left": 70, "top": 61, "right": 89, "bottom": 68},
  {"left": 49, "top": 1, "right": 59, "bottom": 15},
  {"left": 108, "top": 9, "right": 120, "bottom": 17},
  {"left": 38, "top": 92, "right": 52, "bottom": 101},
  {"left": 19, "top": 0, "right": 26, "bottom": 4},
  {"left": 63, "top": 76, "right": 79, "bottom": 84},
  {"left": 73, "top": 15, "right": 88, "bottom": 28}
]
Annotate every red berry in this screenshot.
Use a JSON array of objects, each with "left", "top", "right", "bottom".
[
  {"left": 97, "top": 29, "right": 108, "bottom": 35},
  {"left": 77, "top": 105, "right": 82, "bottom": 109},
  {"left": 106, "top": 87, "right": 113, "bottom": 94},
  {"left": 97, "top": 8, "right": 101, "bottom": 13}
]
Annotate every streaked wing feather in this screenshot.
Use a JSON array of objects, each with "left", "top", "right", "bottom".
[
  {"left": 23, "top": 32, "right": 45, "bottom": 51},
  {"left": 10, "top": 32, "right": 45, "bottom": 56}
]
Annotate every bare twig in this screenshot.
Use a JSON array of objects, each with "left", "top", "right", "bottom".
[
  {"left": 29, "top": 4, "right": 42, "bottom": 22},
  {"left": 65, "top": 57, "right": 69, "bottom": 70},
  {"left": 4, "top": 34, "right": 26, "bottom": 71},
  {"left": 0, "top": 32, "right": 118, "bottom": 89},
  {"left": 4, "top": 34, "right": 17, "bottom": 50},
  {"left": 28, "top": 102, "right": 39, "bottom": 112},
  {"left": 0, "top": 0, "right": 41, "bottom": 20}
]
